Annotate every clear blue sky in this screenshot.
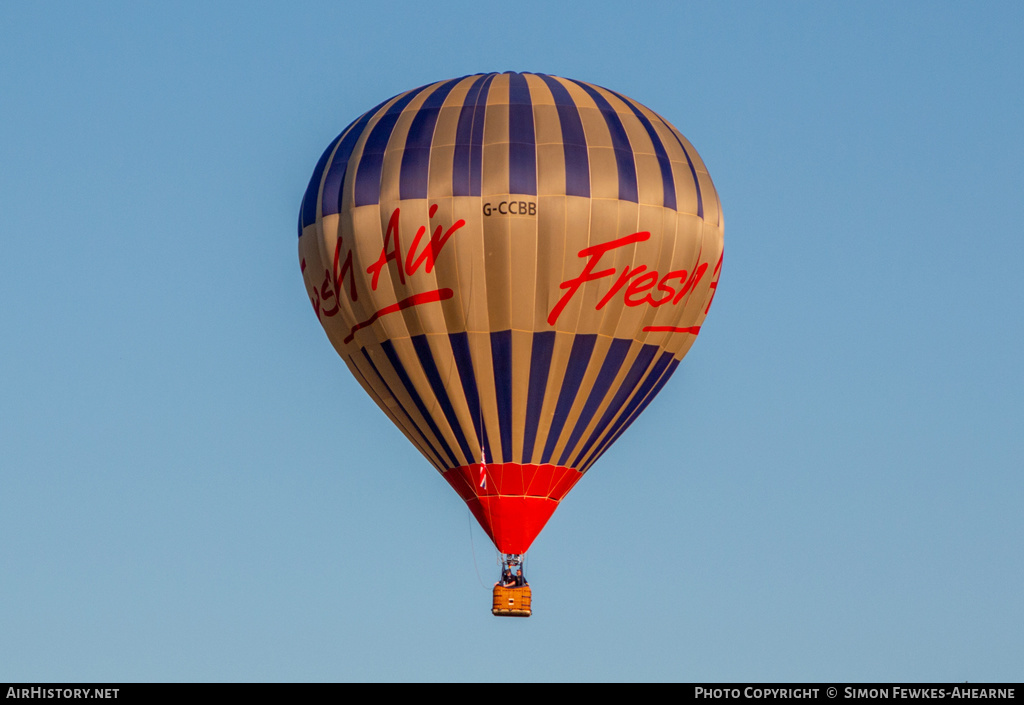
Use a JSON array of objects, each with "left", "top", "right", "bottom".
[{"left": 2, "top": 1, "right": 1021, "bottom": 682}]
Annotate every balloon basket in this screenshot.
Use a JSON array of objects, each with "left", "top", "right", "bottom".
[{"left": 492, "top": 584, "right": 532, "bottom": 617}]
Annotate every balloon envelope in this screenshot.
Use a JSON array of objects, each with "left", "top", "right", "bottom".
[{"left": 298, "top": 72, "right": 722, "bottom": 554}]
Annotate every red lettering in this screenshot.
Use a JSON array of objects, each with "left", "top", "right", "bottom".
[
  {"left": 328, "top": 205, "right": 466, "bottom": 345},
  {"left": 333, "top": 236, "right": 358, "bottom": 302},
  {"left": 344, "top": 289, "right": 454, "bottom": 344},
  {"left": 598, "top": 265, "right": 648, "bottom": 309},
  {"left": 309, "top": 283, "right": 321, "bottom": 319},
  {"left": 643, "top": 325, "right": 701, "bottom": 335},
  {"left": 704, "top": 251, "right": 723, "bottom": 314},
  {"left": 405, "top": 204, "right": 466, "bottom": 275},
  {"left": 647, "top": 271, "right": 683, "bottom": 307},
  {"left": 319, "top": 269, "right": 339, "bottom": 317},
  {"left": 367, "top": 208, "right": 406, "bottom": 290},
  {"left": 366, "top": 206, "right": 466, "bottom": 288},
  {"left": 404, "top": 225, "right": 429, "bottom": 275},
  {"left": 672, "top": 262, "right": 708, "bottom": 304},
  {"left": 547, "top": 231, "right": 650, "bottom": 325},
  {"left": 623, "top": 270, "right": 660, "bottom": 306},
  {"left": 549, "top": 230, "right": 718, "bottom": 333}
]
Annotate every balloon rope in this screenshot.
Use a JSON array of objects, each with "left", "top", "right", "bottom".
[
  {"left": 467, "top": 508, "right": 489, "bottom": 590},
  {"left": 463, "top": 240, "right": 498, "bottom": 561},
  {"left": 460, "top": 255, "right": 495, "bottom": 591}
]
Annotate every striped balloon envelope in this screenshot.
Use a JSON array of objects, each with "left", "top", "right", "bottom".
[{"left": 298, "top": 72, "right": 723, "bottom": 558}]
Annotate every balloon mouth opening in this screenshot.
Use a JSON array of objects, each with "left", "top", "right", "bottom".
[{"left": 441, "top": 462, "right": 583, "bottom": 554}]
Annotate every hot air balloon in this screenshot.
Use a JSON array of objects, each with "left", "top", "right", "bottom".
[{"left": 297, "top": 72, "right": 722, "bottom": 617}]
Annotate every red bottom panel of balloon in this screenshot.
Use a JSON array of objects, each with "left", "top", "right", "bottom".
[{"left": 442, "top": 463, "right": 584, "bottom": 554}]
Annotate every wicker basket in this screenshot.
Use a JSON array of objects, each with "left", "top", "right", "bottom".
[{"left": 492, "top": 584, "right": 532, "bottom": 617}]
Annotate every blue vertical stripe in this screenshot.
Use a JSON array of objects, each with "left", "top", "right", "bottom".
[
  {"left": 541, "top": 334, "right": 597, "bottom": 465},
  {"left": 399, "top": 77, "right": 464, "bottom": 200},
  {"left": 507, "top": 72, "right": 537, "bottom": 196},
  {"left": 521, "top": 331, "right": 555, "bottom": 463},
  {"left": 379, "top": 340, "right": 459, "bottom": 469},
  {"left": 453, "top": 73, "right": 495, "bottom": 197},
  {"left": 656, "top": 115, "right": 704, "bottom": 219},
  {"left": 536, "top": 74, "right": 590, "bottom": 198},
  {"left": 299, "top": 133, "right": 344, "bottom": 232},
  {"left": 557, "top": 338, "right": 633, "bottom": 467},
  {"left": 570, "top": 343, "right": 659, "bottom": 467},
  {"left": 468, "top": 74, "right": 494, "bottom": 196},
  {"left": 411, "top": 335, "right": 474, "bottom": 465},
  {"left": 306, "top": 73, "right": 702, "bottom": 226},
  {"left": 358, "top": 349, "right": 442, "bottom": 471},
  {"left": 353, "top": 85, "right": 431, "bottom": 207},
  {"left": 490, "top": 330, "right": 513, "bottom": 462},
  {"left": 320, "top": 100, "right": 389, "bottom": 218},
  {"left": 582, "top": 355, "right": 679, "bottom": 472},
  {"left": 608, "top": 90, "right": 677, "bottom": 210},
  {"left": 569, "top": 79, "right": 638, "bottom": 203},
  {"left": 448, "top": 332, "right": 491, "bottom": 461}
]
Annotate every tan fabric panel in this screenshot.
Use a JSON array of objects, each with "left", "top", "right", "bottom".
[
  {"left": 587, "top": 148, "right": 620, "bottom": 200},
  {"left": 596, "top": 199, "right": 643, "bottom": 339},
  {"left": 551, "top": 196, "right": 592, "bottom": 334},
  {"left": 534, "top": 194, "right": 567, "bottom": 330},
  {"left": 298, "top": 73, "right": 724, "bottom": 477},
  {"left": 536, "top": 143, "right": 567, "bottom": 195},
  {"left": 466, "top": 330, "right": 501, "bottom": 459},
  {"left": 576, "top": 197, "right": 624, "bottom": 334},
  {"left": 697, "top": 170, "right": 724, "bottom": 229},
  {"left": 427, "top": 145, "right": 457, "bottom": 199},
  {"left": 343, "top": 350, "right": 447, "bottom": 472},
  {"left": 482, "top": 144, "right": 511, "bottom": 198},
  {"left": 544, "top": 334, "right": 614, "bottom": 463},
  {"left": 483, "top": 73, "right": 510, "bottom": 111},
  {"left": 420, "top": 332, "right": 475, "bottom": 460},
  {"left": 510, "top": 329, "right": 534, "bottom": 462},
  {"left": 577, "top": 106, "right": 613, "bottom": 148},
  {"left": 349, "top": 205, "right": 410, "bottom": 344},
  {"left": 452, "top": 196, "right": 490, "bottom": 334},
  {"left": 509, "top": 212, "right": 539, "bottom": 333},
  {"left": 357, "top": 343, "right": 449, "bottom": 466},
  {"left": 635, "top": 206, "right": 689, "bottom": 349},
  {"left": 607, "top": 204, "right": 670, "bottom": 342},
  {"left": 563, "top": 339, "right": 646, "bottom": 468},
  {"left": 389, "top": 335, "right": 467, "bottom": 467},
  {"left": 432, "top": 77, "right": 480, "bottom": 147},
  {"left": 482, "top": 101, "right": 510, "bottom": 146},
  {"left": 430, "top": 197, "right": 470, "bottom": 335},
  {"left": 526, "top": 330, "right": 574, "bottom": 463},
  {"left": 523, "top": 73, "right": 554, "bottom": 105},
  {"left": 482, "top": 197, "right": 512, "bottom": 333}
]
